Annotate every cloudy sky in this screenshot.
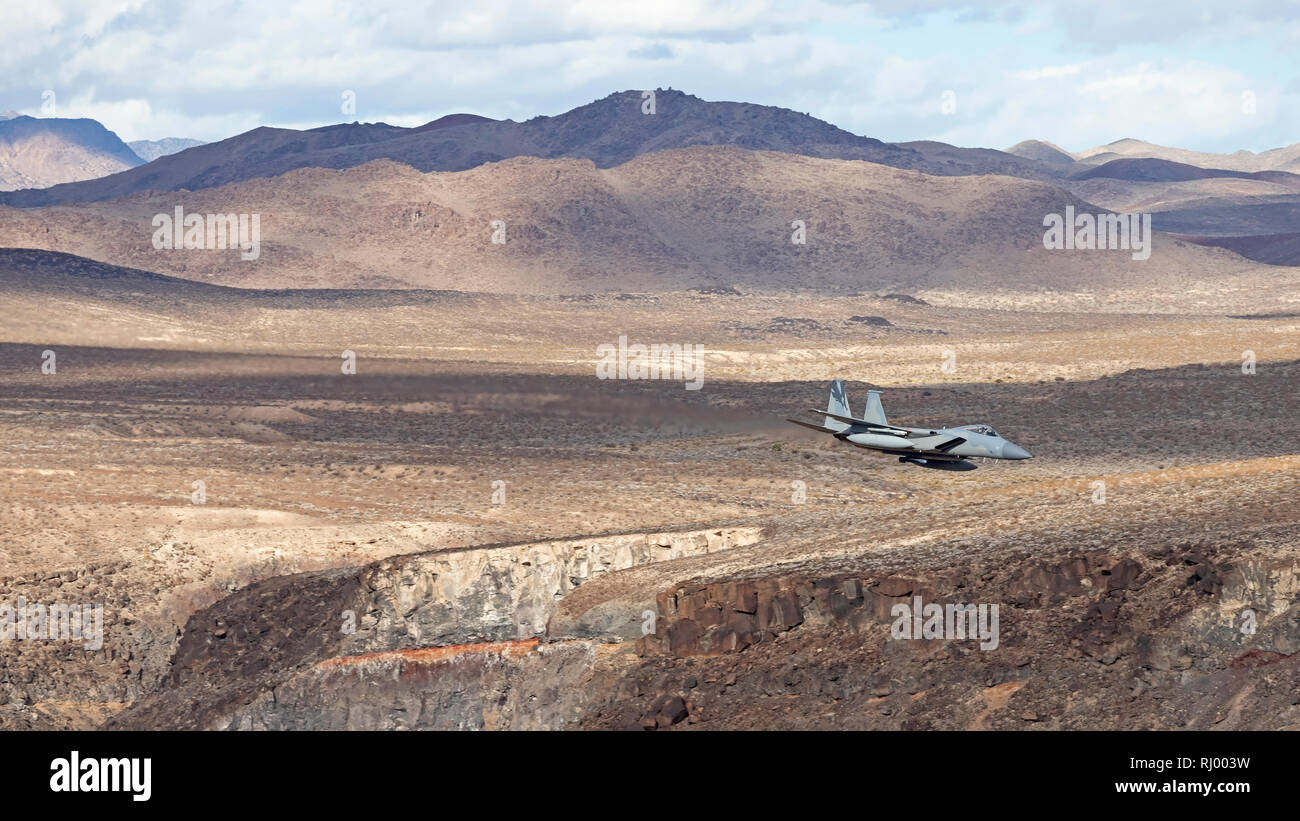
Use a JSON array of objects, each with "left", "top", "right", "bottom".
[{"left": 4, "top": 0, "right": 1298, "bottom": 153}]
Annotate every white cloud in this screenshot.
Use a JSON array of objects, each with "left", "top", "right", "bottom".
[
  {"left": 1, "top": 0, "right": 1296, "bottom": 153},
  {"left": 1013, "top": 65, "right": 1082, "bottom": 81}
]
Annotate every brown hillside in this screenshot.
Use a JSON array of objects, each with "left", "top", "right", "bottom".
[{"left": 0, "top": 145, "right": 1271, "bottom": 295}]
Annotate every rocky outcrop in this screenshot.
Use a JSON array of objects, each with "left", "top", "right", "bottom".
[
  {"left": 108, "top": 526, "right": 760, "bottom": 729},
  {"left": 340, "top": 527, "right": 760, "bottom": 654},
  {"left": 584, "top": 546, "right": 1300, "bottom": 730},
  {"left": 221, "top": 640, "right": 605, "bottom": 730},
  {"left": 0, "top": 561, "right": 177, "bottom": 728},
  {"left": 102, "top": 521, "right": 1300, "bottom": 731}
]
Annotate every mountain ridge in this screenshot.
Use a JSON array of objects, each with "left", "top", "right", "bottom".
[
  {"left": 0, "top": 90, "right": 1061, "bottom": 207},
  {"left": 0, "top": 115, "right": 143, "bottom": 191}
]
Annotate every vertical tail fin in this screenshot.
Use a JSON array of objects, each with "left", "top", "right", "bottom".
[
  {"left": 863, "top": 389, "right": 887, "bottom": 426},
  {"left": 825, "top": 379, "right": 851, "bottom": 431}
]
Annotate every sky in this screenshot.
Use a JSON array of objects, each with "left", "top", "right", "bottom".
[{"left": 3, "top": 0, "right": 1299, "bottom": 153}]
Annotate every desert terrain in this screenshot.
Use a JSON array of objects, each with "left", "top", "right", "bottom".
[
  {"left": 3, "top": 79, "right": 1300, "bottom": 732},
  {"left": 2, "top": 246, "right": 1297, "bottom": 730}
]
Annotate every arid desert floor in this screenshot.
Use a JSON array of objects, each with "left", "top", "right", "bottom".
[{"left": 2, "top": 279, "right": 1298, "bottom": 729}]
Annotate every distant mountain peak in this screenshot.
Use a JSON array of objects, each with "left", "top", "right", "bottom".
[
  {"left": 1005, "top": 139, "right": 1076, "bottom": 165},
  {"left": 0, "top": 115, "right": 142, "bottom": 191},
  {"left": 409, "top": 113, "right": 496, "bottom": 133},
  {"left": 126, "top": 137, "right": 205, "bottom": 162},
  {"left": 1076, "top": 137, "right": 1300, "bottom": 173},
  {"left": 0, "top": 89, "right": 1066, "bottom": 206}
]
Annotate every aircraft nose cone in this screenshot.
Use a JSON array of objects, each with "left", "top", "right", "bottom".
[{"left": 1002, "top": 443, "right": 1032, "bottom": 460}]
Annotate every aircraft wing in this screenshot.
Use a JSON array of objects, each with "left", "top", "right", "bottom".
[
  {"left": 900, "top": 435, "right": 967, "bottom": 454},
  {"left": 931, "top": 436, "right": 966, "bottom": 452},
  {"left": 785, "top": 418, "right": 840, "bottom": 433},
  {"left": 809, "top": 410, "right": 913, "bottom": 437}
]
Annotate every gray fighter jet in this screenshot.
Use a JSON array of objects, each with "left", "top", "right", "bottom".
[{"left": 786, "top": 380, "right": 1032, "bottom": 471}]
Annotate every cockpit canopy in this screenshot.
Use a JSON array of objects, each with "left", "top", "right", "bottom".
[{"left": 957, "top": 424, "right": 999, "bottom": 437}]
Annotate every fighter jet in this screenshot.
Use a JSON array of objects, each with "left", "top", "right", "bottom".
[{"left": 786, "top": 380, "right": 1032, "bottom": 471}]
